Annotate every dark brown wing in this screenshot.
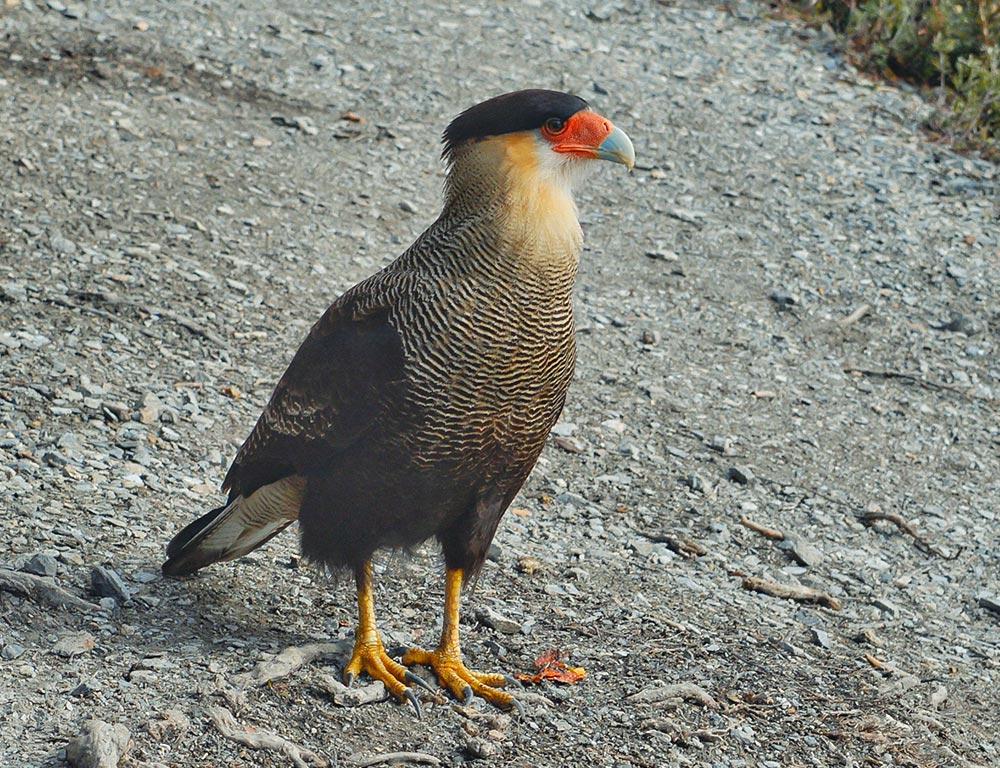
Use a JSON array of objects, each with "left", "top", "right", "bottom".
[{"left": 222, "top": 272, "right": 410, "bottom": 499}]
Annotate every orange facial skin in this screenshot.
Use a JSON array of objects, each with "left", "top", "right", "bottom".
[{"left": 542, "top": 109, "right": 635, "bottom": 169}]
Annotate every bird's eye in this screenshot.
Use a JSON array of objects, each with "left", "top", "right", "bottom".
[{"left": 544, "top": 117, "right": 565, "bottom": 134}]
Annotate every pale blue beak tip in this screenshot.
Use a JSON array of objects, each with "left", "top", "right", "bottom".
[{"left": 596, "top": 125, "right": 635, "bottom": 170}]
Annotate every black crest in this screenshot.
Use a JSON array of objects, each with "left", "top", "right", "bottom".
[{"left": 442, "top": 89, "right": 590, "bottom": 162}]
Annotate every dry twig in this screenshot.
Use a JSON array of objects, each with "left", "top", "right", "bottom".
[
  {"left": 314, "top": 672, "right": 389, "bottom": 707},
  {"left": 206, "top": 705, "right": 327, "bottom": 768},
  {"left": 636, "top": 530, "right": 707, "bottom": 557},
  {"left": 626, "top": 682, "right": 717, "bottom": 708},
  {"left": 209, "top": 673, "right": 248, "bottom": 714},
  {"left": 236, "top": 641, "right": 350, "bottom": 687},
  {"left": 844, "top": 366, "right": 998, "bottom": 404},
  {"left": 864, "top": 653, "right": 891, "bottom": 671},
  {"left": 857, "top": 510, "right": 954, "bottom": 558},
  {"left": 349, "top": 752, "right": 442, "bottom": 767},
  {"left": 739, "top": 517, "right": 785, "bottom": 540},
  {"left": 742, "top": 576, "right": 842, "bottom": 610},
  {"left": 145, "top": 304, "right": 227, "bottom": 346},
  {"left": 840, "top": 304, "right": 871, "bottom": 325}
]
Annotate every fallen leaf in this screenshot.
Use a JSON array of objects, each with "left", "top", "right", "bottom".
[{"left": 514, "top": 648, "right": 586, "bottom": 685}]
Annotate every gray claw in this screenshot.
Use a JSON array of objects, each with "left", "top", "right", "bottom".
[
  {"left": 509, "top": 696, "right": 526, "bottom": 717},
  {"left": 344, "top": 672, "right": 356, "bottom": 688},
  {"left": 404, "top": 687, "right": 423, "bottom": 719},
  {"left": 461, "top": 684, "right": 474, "bottom": 706},
  {"left": 404, "top": 669, "right": 436, "bottom": 693},
  {"left": 501, "top": 674, "right": 523, "bottom": 689}
]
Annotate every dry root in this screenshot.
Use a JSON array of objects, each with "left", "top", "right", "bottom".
[{"left": 206, "top": 705, "right": 327, "bottom": 768}]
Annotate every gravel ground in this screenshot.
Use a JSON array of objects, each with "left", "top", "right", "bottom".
[{"left": 2, "top": 1, "right": 999, "bottom": 767}]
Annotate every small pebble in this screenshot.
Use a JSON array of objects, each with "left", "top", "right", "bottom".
[
  {"left": 50, "top": 234, "right": 76, "bottom": 253},
  {"left": 464, "top": 736, "right": 496, "bottom": 759},
  {"left": 644, "top": 249, "right": 678, "bottom": 261},
  {"left": 684, "top": 473, "right": 712, "bottom": 494}
]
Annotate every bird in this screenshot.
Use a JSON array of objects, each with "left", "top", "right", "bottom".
[{"left": 162, "top": 89, "right": 634, "bottom": 712}]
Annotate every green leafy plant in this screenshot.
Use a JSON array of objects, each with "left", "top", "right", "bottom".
[
  {"left": 951, "top": 43, "right": 1000, "bottom": 140},
  {"left": 772, "top": 0, "right": 1000, "bottom": 153}
]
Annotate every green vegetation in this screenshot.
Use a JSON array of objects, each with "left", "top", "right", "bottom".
[{"left": 776, "top": 1, "right": 1000, "bottom": 154}]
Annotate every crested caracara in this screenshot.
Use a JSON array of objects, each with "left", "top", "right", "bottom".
[{"left": 163, "top": 89, "right": 635, "bottom": 712}]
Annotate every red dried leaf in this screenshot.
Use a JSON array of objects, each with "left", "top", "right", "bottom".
[{"left": 514, "top": 648, "right": 587, "bottom": 685}]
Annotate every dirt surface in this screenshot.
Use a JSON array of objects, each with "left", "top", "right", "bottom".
[{"left": 1, "top": 1, "right": 999, "bottom": 767}]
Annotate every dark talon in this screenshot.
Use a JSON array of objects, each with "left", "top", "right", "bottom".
[
  {"left": 404, "top": 688, "right": 423, "bottom": 719},
  {"left": 461, "top": 684, "right": 474, "bottom": 706},
  {"left": 501, "top": 674, "right": 522, "bottom": 689},
  {"left": 405, "top": 669, "right": 436, "bottom": 693},
  {"left": 509, "top": 697, "right": 526, "bottom": 717},
  {"left": 344, "top": 672, "right": 356, "bottom": 688}
]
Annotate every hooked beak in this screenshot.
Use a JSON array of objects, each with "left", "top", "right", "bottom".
[{"left": 593, "top": 125, "right": 635, "bottom": 170}]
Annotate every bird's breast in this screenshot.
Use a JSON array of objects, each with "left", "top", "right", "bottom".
[{"left": 393, "top": 268, "right": 576, "bottom": 469}]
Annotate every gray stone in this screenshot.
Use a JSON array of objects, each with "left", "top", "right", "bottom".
[
  {"left": 22, "top": 553, "right": 58, "bottom": 577},
  {"left": 684, "top": 473, "right": 712, "bottom": 494},
  {"left": 2, "top": 642, "right": 26, "bottom": 660},
  {"left": 71, "top": 679, "right": 104, "bottom": 698},
  {"left": 50, "top": 234, "right": 76, "bottom": 253},
  {"left": 727, "top": 465, "right": 755, "bottom": 485},
  {"left": 978, "top": 595, "right": 1000, "bottom": 616},
  {"left": 90, "top": 566, "right": 130, "bottom": 603},
  {"left": 66, "top": 720, "right": 131, "bottom": 768},
  {"left": 475, "top": 606, "right": 521, "bottom": 634},
  {"left": 810, "top": 628, "right": 832, "bottom": 649},
  {"left": 53, "top": 631, "right": 96, "bottom": 658},
  {"left": 784, "top": 538, "right": 823, "bottom": 568}
]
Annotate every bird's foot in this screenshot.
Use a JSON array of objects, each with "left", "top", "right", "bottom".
[
  {"left": 343, "top": 638, "right": 433, "bottom": 716},
  {"left": 402, "top": 645, "right": 516, "bottom": 710}
]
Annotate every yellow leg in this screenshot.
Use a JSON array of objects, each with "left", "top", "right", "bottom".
[
  {"left": 343, "top": 562, "right": 429, "bottom": 713},
  {"left": 402, "top": 568, "right": 515, "bottom": 710}
]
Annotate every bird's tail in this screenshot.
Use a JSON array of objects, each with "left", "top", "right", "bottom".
[{"left": 162, "top": 476, "right": 306, "bottom": 576}]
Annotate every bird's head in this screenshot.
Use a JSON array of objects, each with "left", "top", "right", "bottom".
[{"left": 442, "top": 89, "right": 635, "bottom": 199}]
